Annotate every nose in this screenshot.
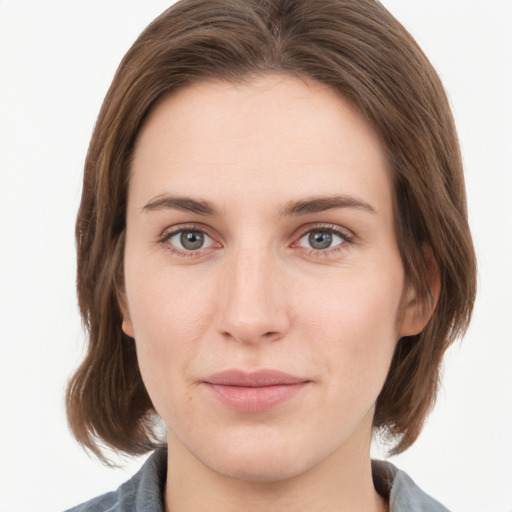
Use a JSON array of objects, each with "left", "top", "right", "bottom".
[{"left": 215, "top": 244, "right": 291, "bottom": 344}]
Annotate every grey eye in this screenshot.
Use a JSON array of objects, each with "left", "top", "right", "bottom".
[
  {"left": 309, "top": 231, "right": 332, "bottom": 249},
  {"left": 168, "top": 230, "right": 212, "bottom": 251},
  {"left": 181, "top": 231, "right": 204, "bottom": 250},
  {"left": 299, "top": 230, "right": 344, "bottom": 250}
]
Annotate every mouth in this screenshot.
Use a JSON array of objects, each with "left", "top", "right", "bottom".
[{"left": 203, "top": 369, "right": 311, "bottom": 413}]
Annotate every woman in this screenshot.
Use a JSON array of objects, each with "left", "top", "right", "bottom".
[{"left": 65, "top": 0, "right": 476, "bottom": 510}]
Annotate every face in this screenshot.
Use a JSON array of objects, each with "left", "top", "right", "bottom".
[{"left": 122, "top": 75, "right": 423, "bottom": 483}]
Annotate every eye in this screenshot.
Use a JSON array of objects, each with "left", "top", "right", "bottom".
[
  {"left": 165, "top": 229, "right": 215, "bottom": 252},
  {"left": 298, "top": 228, "right": 347, "bottom": 251}
]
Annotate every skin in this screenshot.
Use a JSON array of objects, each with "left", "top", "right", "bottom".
[{"left": 121, "top": 75, "right": 432, "bottom": 512}]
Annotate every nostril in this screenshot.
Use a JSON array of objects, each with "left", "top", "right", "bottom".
[
  {"left": 262, "top": 331, "right": 283, "bottom": 342},
  {"left": 220, "top": 329, "right": 283, "bottom": 344}
]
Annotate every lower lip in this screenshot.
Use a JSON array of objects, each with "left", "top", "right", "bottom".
[{"left": 205, "top": 383, "right": 308, "bottom": 413}]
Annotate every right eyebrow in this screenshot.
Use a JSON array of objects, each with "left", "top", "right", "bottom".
[{"left": 141, "top": 195, "right": 220, "bottom": 216}]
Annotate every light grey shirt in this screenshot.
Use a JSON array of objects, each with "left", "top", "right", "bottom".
[{"left": 65, "top": 448, "right": 450, "bottom": 512}]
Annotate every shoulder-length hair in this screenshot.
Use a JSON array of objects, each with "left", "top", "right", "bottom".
[{"left": 67, "top": 0, "right": 476, "bottom": 462}]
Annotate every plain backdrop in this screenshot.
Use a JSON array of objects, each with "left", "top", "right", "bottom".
[{"left": 0, "top": 1, "right": 511, "bottom": 511}]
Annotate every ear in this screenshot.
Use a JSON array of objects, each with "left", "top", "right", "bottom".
[
  {"left": 398, "top": 247, "right": 441, "bottom": 337},
  {"left": 117, "top": 283, "right": 135, "bottom": 339},
  {"left": 112, "top": 231, "right": 135, "bottom": 338}
]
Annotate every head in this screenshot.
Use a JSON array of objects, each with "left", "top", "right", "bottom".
[{"left": 67, "top": 0, "right": 476, "bottom": 465}]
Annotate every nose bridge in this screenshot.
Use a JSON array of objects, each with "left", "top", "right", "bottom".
[{"left": 217, "top": 237, "right": 288, "bottom": 343}]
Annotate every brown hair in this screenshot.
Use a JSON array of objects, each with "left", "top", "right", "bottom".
[{"left": 66, "top": 0, "right": 476, "bottom": 462}]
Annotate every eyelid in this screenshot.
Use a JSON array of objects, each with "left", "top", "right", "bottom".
[
  {"left": 159, "top": 222, "right": 208, "bottom": 239},
  {"left": 292, "top": 223, "right": 354, "bottom": 243}
]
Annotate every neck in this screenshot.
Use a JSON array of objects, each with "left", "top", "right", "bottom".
[{"left": 164, "top": 430, "right": 387, "bottom": 512}]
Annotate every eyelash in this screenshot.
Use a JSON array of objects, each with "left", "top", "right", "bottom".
[
  {"left": 157, "top": 223, "right": 354, "bottom": 258},
  {"left": 158, "top": 223, "right": 218, "bottom": 258},
  {"left": 294, "top": 223, "right": 353, "bottom": 258}
]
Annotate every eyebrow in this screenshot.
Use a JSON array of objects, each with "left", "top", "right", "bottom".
[
  {"left": 280, "top": 195, "right": 376, "bottom": 216},
  {"left": 142, "top": 195, "right": 219, "bottom": 216},
  {"left": 141, "top": 193, "right": 376, "bottom": 217}
]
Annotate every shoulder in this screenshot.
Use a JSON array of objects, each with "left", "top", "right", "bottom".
[
  {"left": 372, "top": 460, "right": 451, "bottom": 512},
  {"left": 64, "top": 490, "right": 119, "bottom": 512},
  {"left": 64, "top": 448, "right": 168, "bottom": 512}
]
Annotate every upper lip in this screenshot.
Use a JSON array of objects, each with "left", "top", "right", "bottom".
[{"left": 204, "top": 369, "right": 309, "bottom": 387}]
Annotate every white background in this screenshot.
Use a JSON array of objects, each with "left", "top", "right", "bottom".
[{"left": 0, "top": 1, "right": 511, "bottom": 511}]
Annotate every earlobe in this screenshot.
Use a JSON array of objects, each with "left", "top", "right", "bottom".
[
  {"left": 398, "top": 248, "right": 441, "bottom": 337},
  {"left": 122, "top": 317, "right": 135, "bottom": 338}
]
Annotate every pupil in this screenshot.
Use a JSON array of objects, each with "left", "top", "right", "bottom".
[
  {"left": 180, "top": 231, "right": 204, "bottom": 250},
  {"left": 309, "top": 231, "right": 332, "bottom": 250}
]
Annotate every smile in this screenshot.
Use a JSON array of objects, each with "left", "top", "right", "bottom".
[{"left": 203, "top": 369, "right": 311, "bottom": 413}]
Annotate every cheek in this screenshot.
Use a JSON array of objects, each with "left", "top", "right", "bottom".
[
  {"left": 127, "top": 261, "right": 214, "bottom": 339},
  {"left": 124, "top": 264, "right": 217, "bottom": 395},
  {"left": 299, "top": 263, "right": 403, "bottom": 386}
]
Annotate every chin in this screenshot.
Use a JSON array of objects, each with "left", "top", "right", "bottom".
[
  {"left": 208, "top": 451, "right": 311, "bottom": 484},
  {"left": 191, "top": 427, "right": 330, "bottom": 484}
]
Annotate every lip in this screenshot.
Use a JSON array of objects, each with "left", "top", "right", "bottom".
[{"left": 203, "top": 369, "right": 310, "bottom": 413}]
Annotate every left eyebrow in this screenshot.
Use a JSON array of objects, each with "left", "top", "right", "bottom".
[{"left": 279, "top": 195, "right": 376, "bottom": 216}]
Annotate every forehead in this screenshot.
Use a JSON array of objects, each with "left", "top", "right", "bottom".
[{"left": 130, "top": 74, "right": 392, "bottom": 214}]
